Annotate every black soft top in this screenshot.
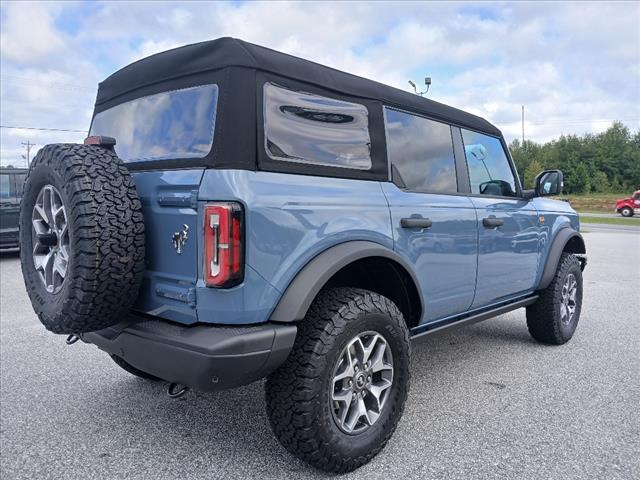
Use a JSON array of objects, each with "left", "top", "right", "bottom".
[
  {"left": 93, "top": 37, "right": 503, "bottom": 177},
  {"left": 96, "top": 37, "right": 500, "bottom": 136}
]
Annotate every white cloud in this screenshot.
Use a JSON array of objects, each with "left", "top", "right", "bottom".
[
  {"left": 1, "top": 0, "right": 638, "bottom": 165},
  {"left": 0, "top": 1, "right": 65, "bottom": 64}
]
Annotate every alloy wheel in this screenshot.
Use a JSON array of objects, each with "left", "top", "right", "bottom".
[
  {"left": 330, "top": 331, "right": 394, "bottom": 435},
  {"left": 31, "top": 184, "right": 69, "bottom": 294},
  {"left": 560, "top": 273, "right": 577, "bottom": 325}
]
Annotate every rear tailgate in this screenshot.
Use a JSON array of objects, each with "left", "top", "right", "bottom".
[{"left": 131, "top": 169, "right": 204, "bottom": 324}]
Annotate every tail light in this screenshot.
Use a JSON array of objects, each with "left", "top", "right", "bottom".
[{"left": 204, "top": 203, "right": 244, "bottom": 288}]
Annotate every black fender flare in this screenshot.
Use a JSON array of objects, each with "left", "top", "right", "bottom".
[
  {"left": 269, "top": 241, "right": 423, "bottom": 322},
  {"left": 538, "top": 228, "right": 586, "bottom": 290}
]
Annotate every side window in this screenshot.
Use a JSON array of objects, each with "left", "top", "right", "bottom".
[
  {"left": 384, "top": 108, "right": 457, "bottom": 193},
  {"left": 263, "top": 83, "right": 372, "bottom": 170},
  {"left": 461, "top": 129, "right": 517, "bottom": 197},
  {"left": 0, "top": 174, "right": 11, "bottom": 199},
  {"left": 13, "top": 174, "right": 26, "bottom": 198}
]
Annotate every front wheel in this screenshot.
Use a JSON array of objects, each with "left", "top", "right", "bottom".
[
  {"left": 620, "top": 206, "right": 633, "bottom": 217},
  {"left": 265, "top": 288, "right": 410, "bottom": 473},
  {"left": 526, "top": 253, "right": 583, "bottom": 345}
]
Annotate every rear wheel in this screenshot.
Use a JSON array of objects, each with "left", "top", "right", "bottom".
[
  {"left": 620, "top": 206, "right": 633, "bottom": 217},
  {"left": 526, "top": 253, "right": 583, "bottom": 345},
  {"left": 265, "top": 288, "right": 410, "bottom": 473}
]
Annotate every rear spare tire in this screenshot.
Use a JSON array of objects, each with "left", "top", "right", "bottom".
[{"left": 19, "top": 143, "right": 145, "bottom": 334}]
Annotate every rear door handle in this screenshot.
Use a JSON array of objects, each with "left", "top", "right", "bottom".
[
  {"left": 400, "top": 217, "right": 433, "bottom": 229},
  {"left": 482, "top": 216, "right": 504, "bottom": 228}
]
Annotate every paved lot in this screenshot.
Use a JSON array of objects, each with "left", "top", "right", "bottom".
[{"left": 1, "top": 230, "right": 639, "bottom": 480}]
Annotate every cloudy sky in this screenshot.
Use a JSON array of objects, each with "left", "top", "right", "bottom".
[{"left": 1, "top": 0, "right": 638, "bottom": 167}]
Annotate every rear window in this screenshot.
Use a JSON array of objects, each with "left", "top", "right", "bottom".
[
  {"left": 264, "top": 83, "right": 372, "bottom": 170},
  {"left": 90, "top": 84, "right": 218, "bottom": 163}
]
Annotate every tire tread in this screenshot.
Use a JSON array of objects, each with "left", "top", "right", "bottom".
[
  {"left": 526, "top": 253, "right": 582, "bottom": 344},
  {"left": 265, "top": 287, "right": 410, "bottom": 473},
  {"left": 20, "top": 143, "right": 145, "bottom": 334}
]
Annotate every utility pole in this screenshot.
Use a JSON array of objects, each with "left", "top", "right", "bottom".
[
  {"left": 21, "top": 140, "right": 36, "bottom": 166},
  {"left": 521, "top": 105, "right": 525, "bottom": 145}
]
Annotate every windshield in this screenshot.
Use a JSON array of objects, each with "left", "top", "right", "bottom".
[{"left": 90, "top": 84, "right": 218, "bottom": 163}]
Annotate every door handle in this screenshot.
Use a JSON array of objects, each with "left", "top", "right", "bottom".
[
  {"left": 482, "top": 216, "right": 504, "bottom": 228},
  {"left": 400, "top": 217, "right": 433, "bottom": 229}
]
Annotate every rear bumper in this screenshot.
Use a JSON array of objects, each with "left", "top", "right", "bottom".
[{"left": 81, "top": 314, "right": 297, "bottom": 392}]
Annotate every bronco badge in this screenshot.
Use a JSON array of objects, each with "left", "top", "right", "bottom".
[{"left": 172, "top": 224, "right": 189, "bottom": 254}]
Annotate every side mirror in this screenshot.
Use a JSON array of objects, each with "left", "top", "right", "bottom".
[{"left": 534, "top": 170, "right": 563, "bottom": 197}]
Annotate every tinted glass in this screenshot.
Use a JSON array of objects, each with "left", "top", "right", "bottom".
[
  {"left": 0, "top": 174, "right": 10, "bottom": 199},
  {"left": 90, "top": 84, "right": 218, "bottom": 163},
  {"left": 264, "top": 83, "right": 371, "bottom": 170},
  {"left": 461, "top": 129, "right": 517, "bottom": 197},
  {"left": 13, "top": 174, "right": 26, "bottom": 198},
  {"left": 384, "top": 108, "right": 457, "bottom": 193}
]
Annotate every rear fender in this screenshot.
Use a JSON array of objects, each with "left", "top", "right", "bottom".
[{"left": 269, "top": 241, "right": 423, "bottom": 323}]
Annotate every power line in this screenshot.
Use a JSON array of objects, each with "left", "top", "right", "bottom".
[
  {"left": 0, "top": 74, "right": 96, "bottom": 92},
  {"left": 527, "top": 118, "right": 640, "bottom": 126},
  {"left": 0, "top": 125, "right": 87, "bottom": 133}
]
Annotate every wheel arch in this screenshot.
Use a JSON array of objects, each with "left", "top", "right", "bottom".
[
  {"left": 269, "top": 241, "right": 423, "bottom": 328},
  {"left": 538, "top": 228, "right": 586, "bottom": 290}
]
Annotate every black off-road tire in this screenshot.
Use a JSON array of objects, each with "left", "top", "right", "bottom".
[
  {"left": 526, "top": 253, "right": 583, "bottom": 345},
  {"left": 20, "top": 143, "right": 145, "bottom": 334},
  {"left": 110, "top": 354, "right": 161, "bottom": 381},
  {"left": 620, "top": 207, "right": 633, "bottom": 217},
  {"left": 265, "top": 288, "right": 411, "bottom": 473}
]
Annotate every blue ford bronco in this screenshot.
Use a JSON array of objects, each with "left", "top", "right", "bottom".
[{"left": 19, "top": 38, "right": 586, "bottom": 473}]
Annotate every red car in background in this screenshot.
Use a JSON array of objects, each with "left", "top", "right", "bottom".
[{"left": 616, "top": 190, "right": 640, "bottom": 217}]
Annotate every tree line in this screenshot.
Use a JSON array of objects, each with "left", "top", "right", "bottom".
[{"left": 509, "top": 122, "right": 639, "bottom": 194}]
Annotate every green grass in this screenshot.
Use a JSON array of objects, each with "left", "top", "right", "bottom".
[
  {"left": 555, "top": 193, "right": 628, "bottom": 213},
  {"left": 580, "top": 216, "right": 639, "bottom": 226}
]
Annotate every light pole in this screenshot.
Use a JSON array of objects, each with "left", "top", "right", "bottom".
[
  {"left": 521, "top": 105, "right": 525, "bottom": 144},
  {"left": 408, "top": 77, "right": 432, "bottom": 96}
]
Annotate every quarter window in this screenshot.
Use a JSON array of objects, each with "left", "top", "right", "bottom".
[
  {"left": 264, "top": 83, "right": 372, "bottom": 170},
  {"left": 90, "top": 84, "right": 219, "bottom": 163},
  {"left": 461, "top": 129, "right": 517, "bottom": 197},
  {"left": 384, "top": 108, "right": 457, "bottom": 193}
]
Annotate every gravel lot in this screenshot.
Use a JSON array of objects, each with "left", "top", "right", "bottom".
[{"left": 1, "top": 229, "right": 639, "bottom": 480}]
